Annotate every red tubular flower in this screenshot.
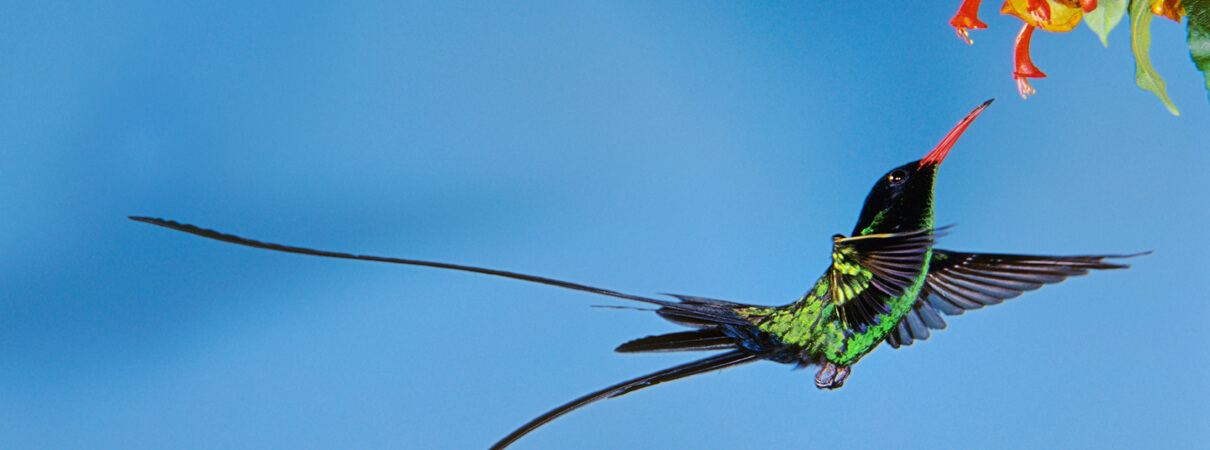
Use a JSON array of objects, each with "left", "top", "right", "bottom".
[
  {"left": 1012, "top": 24, "right": 1046, "bottom": 98},
  {"left": 950, "top": 0, "right": 988, "bottom": 44},
  {"left": 1079, "top": 0, "right": 1097, "bottom": 13}
]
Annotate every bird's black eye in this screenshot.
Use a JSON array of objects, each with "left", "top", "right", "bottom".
[{"left": 887, "top": 170, "right": 908, "bottom": 185}]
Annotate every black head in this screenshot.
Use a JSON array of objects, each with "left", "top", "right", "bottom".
[{"left": 850, "top": 100, "right": 993, "bottom": 236}]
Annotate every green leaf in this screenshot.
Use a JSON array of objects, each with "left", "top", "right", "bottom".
[
  {"left": 1187, "top": 0, "right": 1210, "bottom": 34},
  {"left": 1131, "top": 0, "right": 1180, "bottom": 115},
  {"left": 1189, "top": 5, "right": 1210, "bottom": 102},
  {"left": 1084, "top": 0, "right": 1128, "bottom": 47}
]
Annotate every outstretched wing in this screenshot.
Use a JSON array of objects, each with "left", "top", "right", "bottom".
[
  {"left": 885, "top": 250, "right": 1146, "bottom": 348},
  {"left": 829, "top": 227, "right": 947, "bottom": 333},
  {"left": 489, "top": 350, "right": 757, "bottom": 449}
]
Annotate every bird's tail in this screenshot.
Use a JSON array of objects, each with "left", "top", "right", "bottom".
[
  {"left": 614, "top": 328, "right": 737, "bottom": 353},
  {"left": 129, "top": 217, "right": 760, "bottom": 327},
  {"left": 489, "top": 350, "right": 758, "bottom": 450}
]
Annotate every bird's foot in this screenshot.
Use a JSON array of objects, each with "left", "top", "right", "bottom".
[{"left": 814, "top": 363, "right": 851, "bottom": 390}]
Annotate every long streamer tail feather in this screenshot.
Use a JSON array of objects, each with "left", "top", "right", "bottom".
[
  {"left": 128, "top": 217, "right": 750, "bottom": 325},
  {"left": 130, "top": 217, "right": 765, "bottom": 449},
  {"left": 489, "top": 350, "right": 757, "bottom": 450}
]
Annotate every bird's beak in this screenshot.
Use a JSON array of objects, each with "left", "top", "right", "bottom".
[{"left": 919, "top": 99, "right": 994, "bottom": 168}]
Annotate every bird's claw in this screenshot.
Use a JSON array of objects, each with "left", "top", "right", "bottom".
[{"left": 814, "top": 363, "right": 851, "bottom": 389}]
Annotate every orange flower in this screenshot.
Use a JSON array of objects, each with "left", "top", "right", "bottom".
[
  {"left": 951, "top": 0, "right": 988, "bottom": 44},
  {"left": 998, "top": 0, "right": 1094, "bottom": 97},
  {"left": 1012, "top": 24, "right": 1046, "bottom": 97},
  {"left": 1001, "top": 0, "right": 1086, "bottom": 32}
]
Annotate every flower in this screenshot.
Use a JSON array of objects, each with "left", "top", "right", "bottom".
[
  {"left": 951, "top": 0, "right": 1208, "bottom": 112},
  {"left": 1002, "top": 0, "right": 1087, "bottom": 32},
  {"left": 951, "top": 0, "right": 989, "bottom": 44},
  {"left": 1012, "top": 24, "right": 1046, "bottom": 97},
  {"left": 951, "top": 0, "right": 1098, "bottom": 97}
]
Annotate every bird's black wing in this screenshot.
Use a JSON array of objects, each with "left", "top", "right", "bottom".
[
  {"left": 829, "top": 226, "right": 948, "bottom": 334},
  {"left": 885, "top": 249, "right": 1146, "bottom": 348},
  {"left": 489, "top": 350, "right": 757, "bottom": 449}
]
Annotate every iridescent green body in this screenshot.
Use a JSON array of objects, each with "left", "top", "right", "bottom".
[
  {"left": 738, "top": 229, "right": 933, "bottom": 373},
  {"left": 752, "top": 250, "right": 933, "bottom": 366}
]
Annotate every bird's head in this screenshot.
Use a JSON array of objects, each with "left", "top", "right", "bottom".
[{"left": 850, "top": 100, "right": 993, "bottom": 236}]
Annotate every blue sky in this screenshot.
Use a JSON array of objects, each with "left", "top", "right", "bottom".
[{"left": 2, "top": 2, "right": 1207, "bottom": 449}]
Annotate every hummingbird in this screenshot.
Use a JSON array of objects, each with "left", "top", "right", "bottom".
[{"left": 130, "top": 99, "right": 1143, "bottom": 449}]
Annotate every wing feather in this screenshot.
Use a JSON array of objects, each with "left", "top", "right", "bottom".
[
  {"left": 885, "top": 249, "right": 1145, "bottom": 349},
  {"left": 830, "top": 227, "right": 948, "bottom": 332}
]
